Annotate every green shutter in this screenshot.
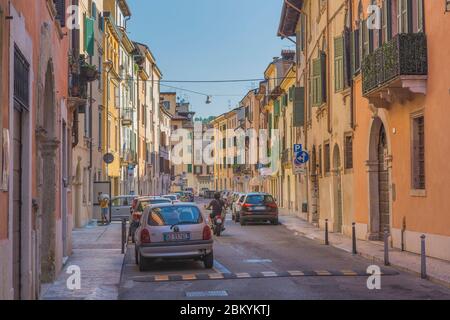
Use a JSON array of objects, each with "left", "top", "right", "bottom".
[
  {"left": 320, "top": 51, "right": 327, "bottom": 103},
  {"left": 293, "top": 87, "right": 305, "bottom": 127},
  {"left": 282, "top": 94, "right": 288, "bottom": 107},
  {"left": 187, "top": 164, "right": 193, "bottom": 173},
  {"left": 334, "top": 36, "right": 344, "bottom": 92},
  {"left": 84, "top": 16, "right": 95, "bottom": 56},
  {"left": 289, "top": 86, "right": 294, "bottom": 101},
  {"left": 268, "top": 114, "right": 273, "bottom": 138},
  {"left": 274, "top": 99, "right": 280, "bottom": 116},
  {"left": 312, "top": 58, "right": 321, "bottom": 106}
]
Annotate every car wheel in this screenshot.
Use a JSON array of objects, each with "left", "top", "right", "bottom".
[
  {"left": 240, "top": 218, "right": 246, "bottom": 226},
  {"left": 139, "top": 252, "right": 148, "bottom": 272},
  {"left": 272, "top": 218, "right": 279, "bottom": 225},
  {"left": 203, "top": 251, "right": 214, "bottom": 269},
  {"left": 236, "top": 213, "right": 240, "bottom": 223}
]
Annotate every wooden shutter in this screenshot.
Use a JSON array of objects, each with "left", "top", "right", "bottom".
[
  {"left": 274, "top": 99, "right": 281, "bottom": 116},
  {"left": 312, "top": 58, "right": 321, "bottom": 106},
  {"left": 343, "top": 28, "right": 351, "bottom": 87},
  {"left": 54, "top": 0, "right": 66, "bottom": 27},
  {"left": 334, "top": 36, "right": 344, "bottom": 92},
  {"left": 293, "top": 87, "right": 305, "bottom": 127},
  {"left": 320, "top": 52, "right": 327, "bottom": 103},
  {"left": 352, "top": 28, "right": 361, "bottom": 75}
]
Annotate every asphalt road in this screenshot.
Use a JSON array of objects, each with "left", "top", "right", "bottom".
[{"left": 118, "top": 198, "right": 450, "bottom": 300}]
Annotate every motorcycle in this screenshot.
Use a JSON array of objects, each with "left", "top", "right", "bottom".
[{"left": 204, "top": 206, "right": 226, "bottom": 237}]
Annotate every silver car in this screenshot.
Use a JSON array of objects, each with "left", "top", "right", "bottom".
[
  {"left": 134, "top": 203, "right": 214, "bottom": 271},
  {"left": 111, "top": 195, "right": 136, "bottom": 220}
]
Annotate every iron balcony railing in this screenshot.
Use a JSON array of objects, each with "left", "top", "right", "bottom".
[{"left": 362, "top": 33, "right": 428, "bottom": 96}]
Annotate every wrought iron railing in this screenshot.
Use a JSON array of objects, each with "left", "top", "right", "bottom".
[{"left": 362, "top": 33, "right": 428, "bottom": 95}]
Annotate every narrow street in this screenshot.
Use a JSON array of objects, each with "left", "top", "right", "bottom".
[{"left": 118, "top": 198, "right": 450, "bottom": 300}]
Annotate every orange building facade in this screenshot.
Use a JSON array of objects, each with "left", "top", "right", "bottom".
[{"left": 0, "top": 0, "right": 72, "bottom": 299}]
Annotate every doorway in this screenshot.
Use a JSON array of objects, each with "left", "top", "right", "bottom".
[
  {"left": 12, "top": 105, "right": 23, "bottom": 300},
  {"left": 333, "top": 145, "right": 343, "bottom": 233},
  {"left": 368, "top": 118, "right": 391, "bottom": 240}
]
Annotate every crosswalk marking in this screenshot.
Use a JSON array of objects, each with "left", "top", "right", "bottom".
[
  {"left": 288, "top": 271, "right": 305, "bottom": 276},
  {"left": 236, "top": 273, "right": 251, "bottom": 278},
  {"left": 132, "top": 269, "right": 398, "bottom": 283}
]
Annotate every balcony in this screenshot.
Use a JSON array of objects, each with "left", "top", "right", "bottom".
[
  {"left": 362, "top": 33, "right": 428, "bottom": 108},
  {"left": 122, "top": 109, "right": 133, "bottom": 126}
]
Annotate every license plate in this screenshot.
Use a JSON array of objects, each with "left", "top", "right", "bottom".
[
  {"left": 164, "top": 232, "right": 191, "bottom": 242},
  {"left": 254, "top": 206, "right": 266, "bottom": 211}
]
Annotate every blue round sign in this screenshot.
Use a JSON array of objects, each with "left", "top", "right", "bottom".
[{"left": 294, "top": 151, "right": 309, "bottom": 166}]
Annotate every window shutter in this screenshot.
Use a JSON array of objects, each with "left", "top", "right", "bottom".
[
  {"left": 293, "top": 87, "right": 305, "bottom": 127},
  {"left": 289, "top": 86, "right": 294, "bottom": 101},
  {"left": 312, "top": 58, "right": 321, "bottom": 106},
  {"left": 320, "top": 51, "right": 327, "bottom": 103},
  {"left": 54, "top": 0, "right": 66, "bottom": 27},
  {"left": 334, "top": 36, "right": 344, "bottom": 91},
  {"left": 274, "top": 99, "right": 280, "bottom": 116},
  {"left": 352, "top": 28, "right": 361, "bottom": 75},
  {"left": 282, "top": 94, "right": 288, "bottom": 107},
  {"left": 417, "top": 0, "right": 424, "bottom": 32},
  {"left": 84, "top": 16, "right": 95, "bottom": 56},
  {"left": 92, "top": 2, "right": 97, "bottom": 19},
  {"left": 343, "top": 28, "right": 351, "bottom": 87}
]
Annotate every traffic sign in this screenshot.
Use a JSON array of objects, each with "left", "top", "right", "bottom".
[
  {"left": 293, "top": 144, "right": 309, "bottom": 165},
  {"left": 103, "top": 153, "right": 114, "bottom": 164}
]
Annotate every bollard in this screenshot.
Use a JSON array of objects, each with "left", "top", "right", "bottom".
[
  {"left": 121, "top": 218, "right": 127, "bottom": 254},
  {"left": 421, "top": 235, "right": 427, "bottom": 279},
  {"left": 325, "top": 219, "right": 329, "bottom": 245},
  {"left": 384, "top": 228, "right": 390, "bottom": 266},
  {"left": 352, "top": 223, "right": 357, "bottom": 255}
]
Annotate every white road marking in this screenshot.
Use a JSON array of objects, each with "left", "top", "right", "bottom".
[
  {"left": 186, "top": 291, "right": 228, "bottom": 298},
  {"left": 213, "top": 260, "right": 232, "bottom": 274}
]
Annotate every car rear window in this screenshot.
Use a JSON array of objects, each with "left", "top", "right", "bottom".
[
  {"left": 138, "top": 199, "right": 171, "bottom": 210},
  {"left": 163, "top": 196, "right": 176, "bottom": 201},
  {"left": 245, "top": 195, "right": 275, "bottom": 205},
  {"left": 148, "top": 206, "right": 203, "bottom": 226}
]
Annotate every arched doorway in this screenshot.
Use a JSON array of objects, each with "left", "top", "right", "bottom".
[
  {"left": 333, "top": 145, "right": 343, "bottom": 233},
  {"left": 368, "top": 118, "right": 390, "bottom": 240},
  {"left": 39, "top": 62, "right": 58, "bottom": 283}
]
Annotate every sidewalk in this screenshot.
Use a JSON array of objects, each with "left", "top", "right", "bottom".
[
  {"left": 279, "top": 214, "right": 450, "bottom": 288},
  {"left": 40, "top": 221, "right": 125, "bottom": 300}
]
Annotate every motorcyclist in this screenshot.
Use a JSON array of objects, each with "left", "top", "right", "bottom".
[{"left": 205, "top": 192, "right": 226, "bottom": 231}]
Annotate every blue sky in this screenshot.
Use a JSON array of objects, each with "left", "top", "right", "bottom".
[{"left": 127, "top": 0, "right": 292, "bottom": 118}]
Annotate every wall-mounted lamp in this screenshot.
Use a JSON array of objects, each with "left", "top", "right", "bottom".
[{"left": 446, "top": 0, "right": 450, "bottom": 13}]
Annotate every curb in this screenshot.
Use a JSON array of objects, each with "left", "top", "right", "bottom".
[{"left": 280, "top": 217, "right": 450, "bottom": 289}]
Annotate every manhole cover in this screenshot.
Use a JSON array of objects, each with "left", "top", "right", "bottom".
[{"left": 186, "top": 291, "right": 229, "bottom": 298}]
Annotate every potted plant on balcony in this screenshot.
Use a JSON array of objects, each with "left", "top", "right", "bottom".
[{"left": 80, "top": 62, "right": 100, "bottom": 82}]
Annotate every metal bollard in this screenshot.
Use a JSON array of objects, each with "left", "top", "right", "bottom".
[
  {"left": 325, "top": 219, "right": 329, "bottom": 245},
  {"left": 421, "top": 235, "right": 427, "bottom": 279},
  {"left": 384, "top": 228, "right": 390, "bottom": 266},
  {"left": 352, "top": 223, "right": 357, "bottom": 255},
  {"left": 121, "top": 218, "right": 127, "bottom": 254}
]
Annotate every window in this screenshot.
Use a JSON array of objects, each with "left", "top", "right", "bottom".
[
  {"left": 324, "top": 142, "right": 331, "bottom": 174},
  {"left": 187, "top": 164, "right": 193, "bottom": 173},
  {"left": 411, "top": 115, "right": 425, "bottom": 190},
  {"left": 382, "top": 0, "right": 393, "bottom": 43},
  {"left": 334, "top": 36, "right": 344, "bottom": 92},
  {"left": 318, "top": 145, "right": 323, "bottom": 176},
  {"left": 14, "top": 46, "right": 30, "bottom": 110},
  {"left": 351, "top": 28, "right": 361, "bottom": 75},
  {"left": 397, "top": 0, "right": 411, "bottom": 34},
  {"left": 312, "top": 52, "right": 326, "bottom": 106},
  {"left": 417, "top": 0, "right": 424, "bottom": 32},
  {"left": 53, "top": 0, "right": 66, "bottom": 27},
  {"left": 345, "top": 135, "right": 353, "bottom": 170}
]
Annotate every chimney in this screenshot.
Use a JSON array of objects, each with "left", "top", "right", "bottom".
[{"left": 281, "top": 50, "right": 295, "bottom": 61}]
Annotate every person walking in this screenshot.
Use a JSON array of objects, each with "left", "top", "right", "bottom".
[{"left": 98, "top": 192, "right": 110, "bottom": 225}]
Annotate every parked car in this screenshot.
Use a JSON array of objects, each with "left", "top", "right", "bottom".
[
  {"left": 134, "top": 203, "right": 214, "bottom": 271},
  {"left": 231, "top": 193, "right": 245, "bottom": 222},
  {"left": 162, "top": 194, "right": 180, "bottom": 203},
  {"left": 129, "top": 197, "right": 172, "bottom": 242},
  {"left": 184, "top": 191, "right": 195, "bottom": 202},
  {"left": 199, "top": 188, "right": 209, "bottom": 197},
  {"left": 237, "top": 193, "right": 279, "bottom": 226},
  {"left": 111, "top": 195, "right": 137, "bottom": 221}
]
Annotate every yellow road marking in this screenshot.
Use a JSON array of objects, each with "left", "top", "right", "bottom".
[
  {"left": 315, "top": 270, "right": 332, "bottom": 276},
  {"left": 288, "top": 271, "right": 305, "bottom": 276},
  {"left": 341, "top": 270, "right": 358, "bottom": 276},
  {"left": 208, "top": 273, "right": 225, "bottom": 279},
  {"left": 236, "top": 273, "right": 251, "bottom": 278},
  {"left": 182, "top": 274, "right": 197, "bottom": 281},
  {"left": 261, "top": 271, "right": 278, "bottom": 277},
  {"left": 154, "top": 275, "right": 169, "bottom": 282}
]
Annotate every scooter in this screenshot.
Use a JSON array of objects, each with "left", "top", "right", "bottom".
[{"left": 204, "top": 206, "right": 226, "bottom": 237}]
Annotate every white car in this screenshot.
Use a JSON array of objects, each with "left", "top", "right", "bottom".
[{"left": 134, "top": 203, "right": 214, "bottom": 271}]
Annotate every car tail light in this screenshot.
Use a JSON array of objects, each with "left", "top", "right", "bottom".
[
  {"left": 132, "top": 212, "right": 142, "bottom": 221},
  {"left": 203, "top": 225, "right": 212, "bottom": 240},
  {"left": 141, "top": 229, "right": 151, "bottom": 243},
  {"left": 267, "top": 203, "right": 278, "bottom": 209}
]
